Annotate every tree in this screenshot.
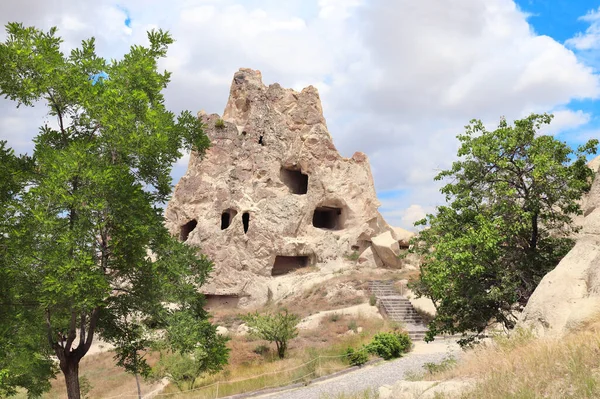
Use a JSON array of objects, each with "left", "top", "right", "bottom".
[
  {"left": 152, "top": 312, "right": 229, "bottom": 391},
  {"left": 241, "top": 309, "right": 299, "bottom": 359},
  {"left": 0, "top": 141, "right": 57, "bottom": 398},
  {"left": 0, "top": 23, "right": 223, "bottom": 398},
  {"left": 411, "top": 114, "right": 598, "bottom": 346}
]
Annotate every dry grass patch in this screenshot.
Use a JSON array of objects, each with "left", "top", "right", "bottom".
[
  {"left": 38, "top": 351, "right": 162, "bottom": 399},
  {"left": 424, "top": 321, "right": 600, "bottom": 398}
]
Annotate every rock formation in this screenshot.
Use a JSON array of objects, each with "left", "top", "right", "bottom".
[
  {"left": 165, "top": 69, "right": 408, "bottom": 306},
  {"left": 520, "top": 158, "right": 600, "bottom": 335}
]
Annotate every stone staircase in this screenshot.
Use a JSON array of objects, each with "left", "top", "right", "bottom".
[{"left": 368, "top": 280, "right": 429, "bottom": 341}]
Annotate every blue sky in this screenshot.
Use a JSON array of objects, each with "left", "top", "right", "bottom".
[
  {"left": 514, "top": 0, "right": 600, "bottom": 152},
  {"left": 0, "top": 0, "right": 599, "bottom": 228}
]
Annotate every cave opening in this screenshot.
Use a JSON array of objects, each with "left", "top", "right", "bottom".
[
  {"left": 180, "top": 219, "right": 198, "bottom": 242},
  {"left": 242, "top": 212, "right": 250, "bottom": 234},
  {"left": 221, "top": 209, "right": 238, "bottom": 230},
  {"left": 280, "top": 167, "right": 308, "bottom": 195},
  {"left": 271, "top": 256, "right": 311, "bottom": 276},
  {"left": 312, "top": 207, "right": 343, "bottom": 230}
]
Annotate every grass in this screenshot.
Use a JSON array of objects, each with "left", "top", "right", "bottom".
[
  {"left": 320, "top": 387, "right": 379, "bottom": 398},
  {"left": 419, "top": 319, "right": 600, "bottom": 398},
  {"left": 37, "top": 351, "right": 162, "bottom": 399},
  {"left": 158, "top": 314, "right": 403, "bottom": 398}
]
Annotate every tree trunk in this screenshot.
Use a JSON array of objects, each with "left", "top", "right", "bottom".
[
  {"left": 135, "top": 372, "right": 142, "bottom": 399},
  {"left": 62, "top": 360, "right": 81, "bottom": 399}
]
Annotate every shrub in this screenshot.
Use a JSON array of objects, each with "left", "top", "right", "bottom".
[
  {"left": 345, "top": 250, "right": 360, "bottom": 261},
  {"left": 241, "top": 309, "right": 299, "bottom": 359},
  {"left": 215, "top": 118, "right": 225, "bottom": 129},
  {"left": 423, "top": 356, "right": 456, "bottom": 375},
  {"left": 329, "top": 313, "right": 341, "bottom": 322},
  {"left": 346, "top": 347, "right": 369, "bottom": 367},
  {"left": 369, "top": 294, "right": 377, "bottom": 306},
  {"left": 366, "top": 332, "right": 412, "bottom": 360},
  {"left": 253, "top": 344, "right": 270, "bottom": 356},
  {"left": 348, "top": 319, "right": 358, "bottom": 333},
  {"left": 395, "top": 331, "right": 412, "bottom": 353}
]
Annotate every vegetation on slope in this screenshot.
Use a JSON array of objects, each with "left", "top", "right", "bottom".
[
  {"left": 411, "top": 114, "right": 598, "bottom": 345},
  {"left": 420, "top": 319, "right": 600, "bottom": 398}
]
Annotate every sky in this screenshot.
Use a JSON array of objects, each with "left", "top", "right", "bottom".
[{"left": 0, "top": 0, "right": 599, "bottom": 229}]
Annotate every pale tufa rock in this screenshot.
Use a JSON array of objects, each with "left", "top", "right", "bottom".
[
  {"left": 520, "top": 163, "right": 600, "bottom": 336},
  {"left": 372, "top": 231, "right": 401, "bottom": 268},
  {"left": 165, "top": 68, "right": 396, "bottom": 306}
]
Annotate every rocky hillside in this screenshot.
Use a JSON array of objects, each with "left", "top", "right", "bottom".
[{"left": 165, "top": 69, "right": 414, "bottom": 306}]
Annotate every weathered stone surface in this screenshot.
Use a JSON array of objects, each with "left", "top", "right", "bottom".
[
  {"left": 392, "top": 227, "right": 415, "bottom": 248},
  {"left": 165, "top": 68, "right": 395, "bottom": 305},
  {"left": 372, "top": 231, "right": 401, "bottom": 268},
  {"left": 521, "top": 163, "right": 600, "bottom": 336},
  {"left": 357, "top": 247, "right": 383, "bottom": 268}
]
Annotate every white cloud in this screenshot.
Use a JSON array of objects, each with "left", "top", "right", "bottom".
[
  {"left": 540, "top": 109, "right": 592, "bottom": 136},
  {"left": 566, "top": 7, "right": 600, "bottom": 50},
  {"left": 0, "top": 0, "right": 598, "bottom": 229}
]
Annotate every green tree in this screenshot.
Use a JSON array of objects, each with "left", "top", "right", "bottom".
[
  {"left": 411, "top": 114, "right": 597, "bottom": 346},
  {"left": 241, "top": 309, "right": 299, "bottom": 359},
  {"left": 152, "top": 311, "right": 229, "bottom": 391},
  {"left": 0, "top": 23, "right": 222, "bottom": 398},
  {"left": 0, "top": 142, "right": 57, "bottom": 397}
]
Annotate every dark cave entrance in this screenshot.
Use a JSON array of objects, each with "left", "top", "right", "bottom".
[
  {"left": 271, "top": 256, "right": 311, "bottom": 276},
  {"left": 312, "top": 207, "right": 344, "bottom": 230},
  {"left": 180, "top": 219, "right": 198, "bottom": 242},
  {"left": 221, "top": 209, "right": 238, "bottom": 230},
  {"left": 280, "top": 167, "right": 308, "bottom": 194},
  {"left": 242, "top": 212, "right": 250, "bottom": 234}
]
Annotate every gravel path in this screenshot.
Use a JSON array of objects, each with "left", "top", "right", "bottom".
[{"left": 256, "top": 341, "right": 460, "bottom": 399}]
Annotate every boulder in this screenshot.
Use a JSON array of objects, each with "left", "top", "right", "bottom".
[
  {"left": 357, "top": 246, "right": 383, "bottom": 268},
  {"left": 371, "top": 231, "right": 401, "bottom": 268},
  {"left": 216, "top": 326, "right": 229, "bottom": 336},
  {"left": 165, "top": 68, "right": 394, "bottom": 305},
  {"left": 520, "top": 167, "right": 600, "bottom": 336},
  {"left": 392, "top": 226, "right": 415, "bottom": 248}
]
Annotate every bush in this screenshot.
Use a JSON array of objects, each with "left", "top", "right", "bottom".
[
  {"left": 423, "top": 356, "right": 456, "bottom": 375},
  {"left": 345, "top": 250, "right": 360, "bottom": 261},
  {"left": 346, "top": 347, "right": 369, "bottom": 367},
  {"left": 253, "top": 344, "right": 270, "bottom": 356},
  {"left": 215, "top": 118, "right": 225, "bottom": 129},
  {"left": 348, "top": 319, "right": 358, "bottom": 333},
  {"left": 395, "top": 331, "right": 412, "bottom": 353},
  {"left": 366, "top": 332, "right": 412, "bottom": 360},
  {"left": 241, "top": 309, "right": 299, "bottom": 359},
  {"left": 329, "top": 313, "right": 341, "bottom": 322},
  {"left": 369, "top": 294, "right": 377, "bottom": 306}
]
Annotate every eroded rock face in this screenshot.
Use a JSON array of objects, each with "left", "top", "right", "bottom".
[
  {"left": 165, "top": 68, "right": 397, "bottom": 305},
  {"left": 520, "top": 160, "right": 600, "bottom": 336}
]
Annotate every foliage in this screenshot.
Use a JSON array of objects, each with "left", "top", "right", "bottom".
[
  {"left": 329, "top": 313, "right": 342, "bottom": 322},
  {"left": 365, "top": 332, "right": 412, "bottom": 360},
  {"left": 423, "top": 356, "right": 457, "bottom": 375},
  {"left": 0, "top": 22, "right": 219, "bottom": 398},
  {"left": 369, "top": 294, "right": 377, "bottom": 306},
  {"left": 345, "top": 250, "right": 360, "bottom": 262},
  {"left": 154, "top": 340, "right": 229, "bottom": 391},
  {"left": 348, "top": 319, "right": 358, "bottom": 333},
  {"left": 241, "top": 309, "right": 299, "bottom": 359},
  {"left": 0, "top": 142, "right": 57, "bottom": 398},
  {"left": 411, "top": 114, "right": 597, "bottom": 345},
  {"left": 215, "top": 118, "right": 225, "bottom": 129},
  {"left": 345, "top": 347, "right": 369, "bottom": 367},
  {"left": 252, "top": 344, "right": 270, "bottom": 356}
]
